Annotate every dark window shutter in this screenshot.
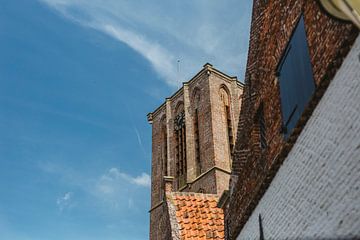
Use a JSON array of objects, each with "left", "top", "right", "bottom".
[{"left": 277, "top": 16, "right": 315, "bottom": 138}]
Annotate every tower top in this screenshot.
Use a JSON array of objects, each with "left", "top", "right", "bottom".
[{"left": 147, "top": 63, "right": 242, "bottom": 122}]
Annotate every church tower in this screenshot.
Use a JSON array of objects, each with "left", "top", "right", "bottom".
[{"left": 147, "top": 63, "right": 243, "bottom": 239}]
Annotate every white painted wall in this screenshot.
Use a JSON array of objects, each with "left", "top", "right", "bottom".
[{"left": 237, "top": 36, "right": 360, "bottom": 239}]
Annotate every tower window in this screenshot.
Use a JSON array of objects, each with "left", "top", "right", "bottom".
[
  {"left": 163, "top": 127, "right": 168, "bottom": 176},
  {"left": 220, "top": 87, "right": 234, "bottom": 160},
  {"left": 225, "top": 105, "right": 234, "bottom": 155},
  {"left": 276, "top": 16, "right": 315, "bottom": 138},
  {"left": 193, "top": 90, "right": 202, "bottom": 176},
  {"left": 174, "top": 110, "right": 186, "bottom": 188},
  {"left": 194, "top": 109, "right": 202, "bottom": 176}
]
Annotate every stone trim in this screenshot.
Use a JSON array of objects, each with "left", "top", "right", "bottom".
[
  {"left": 169, "top": 191, "right": 220, "bottom": 198},
  {"left": 217, "top": 190, "right": 230, "bottom": 209},
  {"left": 166, "top": 194, "right": 181, "bottom": 240},
  {"left": 148, "top": 200, "right": 164, "bottom": 213},
  {"left": 178, "top": 166, "right": 231, "bottom": 192},
  {"left": 148, "top": 102, "right": 166, "bottom": 121}
]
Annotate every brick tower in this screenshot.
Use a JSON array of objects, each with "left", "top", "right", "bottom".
[{"left": 147, "top": 63, "right": 243, "bottom": 239}]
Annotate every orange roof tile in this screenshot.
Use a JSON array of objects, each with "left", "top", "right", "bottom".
[{"left": 167, "top": 192, "right": 225, "bottom": 240}]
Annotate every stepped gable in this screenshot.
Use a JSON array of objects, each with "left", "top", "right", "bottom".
[{"left": 167, "top": 192, "right": 224, "bottom": 239}]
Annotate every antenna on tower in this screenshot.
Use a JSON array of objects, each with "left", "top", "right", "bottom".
[{"left": 177, "top": 59, "right": 181, "bottom": 83}]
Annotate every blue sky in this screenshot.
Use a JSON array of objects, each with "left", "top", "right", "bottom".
[{"left": 0, "top": 1, "right": 252, "bottom": 239}]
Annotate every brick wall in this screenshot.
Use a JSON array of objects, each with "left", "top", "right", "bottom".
[
  {"left": 185, "top": 69, "right": 214, "bottom": 184},
  {"left": 149, "top": 64, "right": 243, "bottom": 239},
  {"left": 149, "top": 105, "right": 166, "bottom": 208},
  {"left": 149, "top": 202, "right": 172, "bottom": 240},
  {"left": 208, "top": 73, "right": 243, "bottom": 171},
  {"left": 237, "top": 35, "right": 360, "bottom": 239},
  {"left": 226, "top": 0, "right": 359, "bottom": 238},
  {"left": 149, "top": 104, "right": 167, "bottom": 240}
]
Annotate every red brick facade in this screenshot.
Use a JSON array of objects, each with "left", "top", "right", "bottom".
[
  {"left": 226, "top": 0, "right": 359, "bottom": 239},
  {"left": 148, "top": 64, "right": 243, "bottom": 239}
]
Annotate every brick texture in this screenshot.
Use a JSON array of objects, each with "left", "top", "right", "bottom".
[
  {"left": 237, "top": 35, "right": 360, "bottom": 239},
  {"left": 226, "top": 0, "right": 359, "bottom": 238},
  {"left": 148, "top": 64, "right": 243, "bottom": 239}
]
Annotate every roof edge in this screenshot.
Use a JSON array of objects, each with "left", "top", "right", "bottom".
[
  {"left": 147, "top": 63, "right": 242, "bottom": 119},
  {"left": 166, "top": 194, "right": 181, "bottom": 240}
]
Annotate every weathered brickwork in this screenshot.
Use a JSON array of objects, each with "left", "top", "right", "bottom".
[
  {"left": 150, "top": 202, "right": 173, "bottom": 240},
  {"left": 148, "top": 64, "right": 243, "bottom": 239},
  {"left": 237, "top": 35, "right": 360, "bottom": 239},
  {"left": 226, "top": 0, "right": 359, "bottom": 238}
]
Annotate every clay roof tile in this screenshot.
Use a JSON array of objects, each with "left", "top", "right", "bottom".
[{"left": 168, "top": 192, "right": 225, "bottom": 240}]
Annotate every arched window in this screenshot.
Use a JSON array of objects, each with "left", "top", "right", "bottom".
[
  {"left": 193, "top": 89, "right": 202, "bottom": 176},
  {"left": 220, "top": 86, "right": 234, "bottom": 159},
  {"left": 174, "top": 102, "right": 186, "bottom": 188}
]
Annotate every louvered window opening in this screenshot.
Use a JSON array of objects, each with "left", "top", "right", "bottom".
[
  {"left": 163, "top": 129, "right": 168, "bottom": 176},
  {"left": 194, "top": 109, "right": 202, "bottom": 176},
  {"left": 225, "top": 106, "right": 234, "bottom": 158},
  {"left": 175, "top": 111, "right": 187, "bottom": 188}
]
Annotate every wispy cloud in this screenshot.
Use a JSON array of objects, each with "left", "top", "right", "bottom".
[
  {"left": 1, "top": 96, "right": 120, "bottom": 131},
  {"left": 133, "top": 126, "right": 148, "bottom": 158},
  {"left": 38, "top": 0, "right": 252, "bottom": 86},
  {"left": 97, "top": 167, "right": 150, "bottom": 192},
  {"left": 56, "top": 192, "right": 74, "bottom": 211},
  {"left": 132, "top": 173, "right": 151, "bottom": 187},
  {"left": 102, "top": 24, "right": 176, "bottom": 85},
  {"left": 39, "top": 162, "right": 150, "bottom": 211},
  {"left": 93, "top": 167, "right": 150, "bottom": 210}
]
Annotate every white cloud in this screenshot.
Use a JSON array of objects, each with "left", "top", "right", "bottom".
[
  {"left": 38, "top": 0, "right": 252, "bottom": 86},
  {"left": 101, "top": 25, "right": 176, "bottom": 85},
  {"left": 40, "top": 162, "right": 150, "bottom": 211},
  {"left": 97, "top": 168, "right": 150, "bottom": 191},
  {"left": 93, "top": 168, "right": 150, "bottom": 210},
  {"left": 132, "top": 173, "right": 151, "bottom": 187},
  {"left": 56, "top": 192, "right": 73, "bottom": 211}
]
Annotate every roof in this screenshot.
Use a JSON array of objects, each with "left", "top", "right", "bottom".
[{"left": 167, "top": 192, "right": 225, "bottom": 240}]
